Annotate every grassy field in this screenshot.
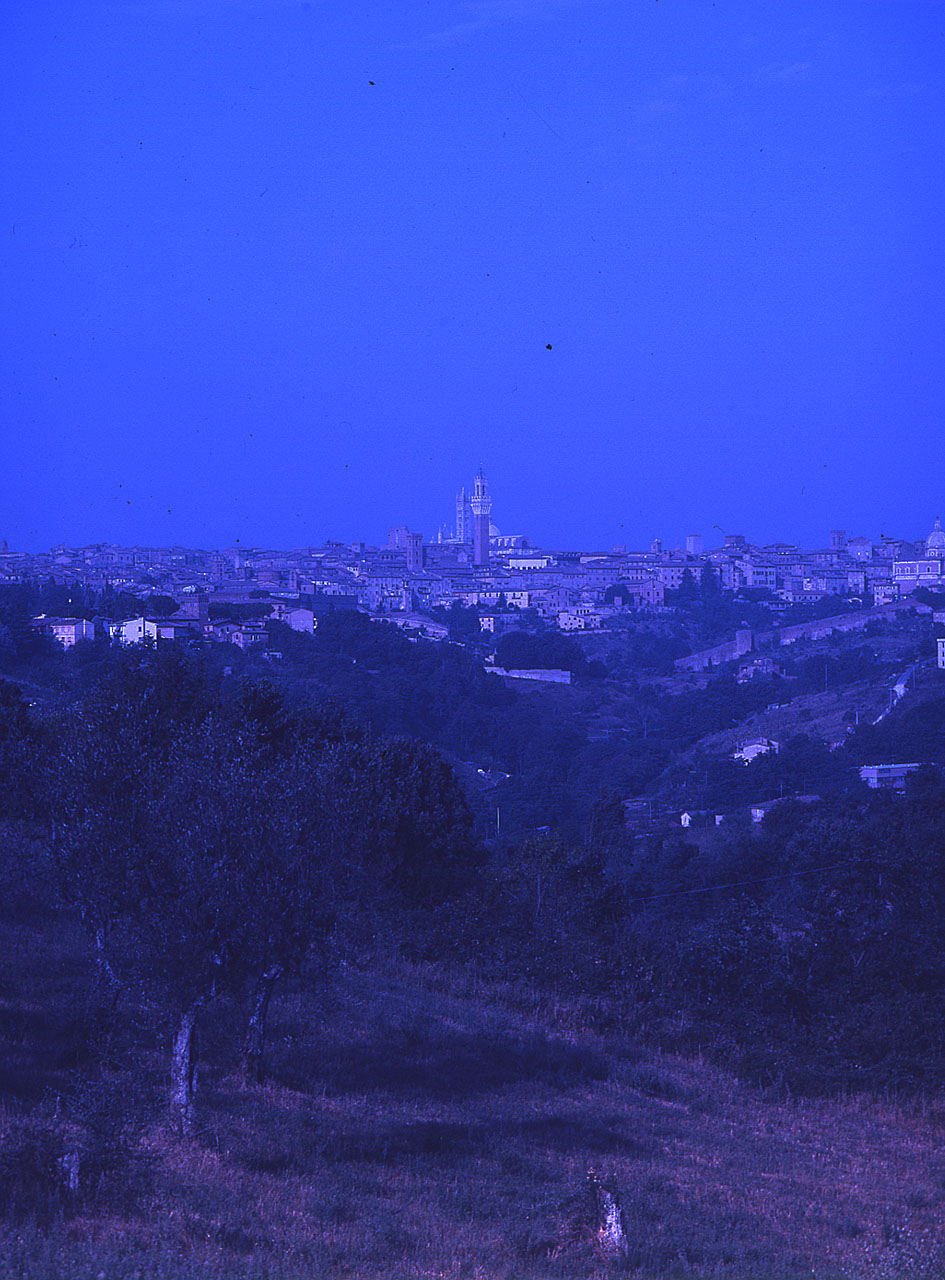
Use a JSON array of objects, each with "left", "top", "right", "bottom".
[{"left": 2, "top": 911, "right": 945, "bottom": 1280}]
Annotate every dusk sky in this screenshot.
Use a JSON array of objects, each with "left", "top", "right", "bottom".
[{"left": 3, "top": 0, "right": 943, "bottom": 553}]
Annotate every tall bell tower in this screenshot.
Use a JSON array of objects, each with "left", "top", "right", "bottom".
[
  {"left": 455, "top": 487, "right": 473, "bottom": 544},
  {"left": 471, "top": 468, "right": 492, "bottom": 567}
]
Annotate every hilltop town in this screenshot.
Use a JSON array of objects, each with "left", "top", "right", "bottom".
[{"left": 8, "top": 473, "right": 945, "bottom": 666}]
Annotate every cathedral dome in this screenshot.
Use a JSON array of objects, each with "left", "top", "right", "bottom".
[{"left": 926, "top": 517, "right": 945, "bottom": 555}]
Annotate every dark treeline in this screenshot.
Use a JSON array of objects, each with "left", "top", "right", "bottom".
[
  {"left": 3, "top": 586, "right": 945, "bottom": 1110},
  {"left": 450, "top": 773, "right": 945, "bottom": 1097},
  {"left": 2, "top": 624, "right": 945, "bottom": 1106},
  {"left": 609, "top": 776, "right": 945, "bottom": 1095},
  {"left": 0, "top": 579, "right": 151, "bottom": 635},
  {"left": 3, "top": 583, "right": 928, "bottom": 838},
  {"left": 251, "top": 613, "right": 818, "bottom": 834},
  {"left": 0, "top": 587, "right": 933, "bottom": 842}
]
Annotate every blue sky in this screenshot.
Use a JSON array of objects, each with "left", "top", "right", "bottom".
[{"left": 2, "top": 0, "right": 943, "bottom": 551}]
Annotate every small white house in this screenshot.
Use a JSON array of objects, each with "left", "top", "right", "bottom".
[
  {"left": 212, "top": 622, "right": 267, "bottom": 650},
  {"left": 110, "top": 616, "right": 197, "bottom": 646},
  {"left": 33, "top": 616, "right": 95, "bottom": 649},
  {"left": 680, "top": 810, "right": 711, "bottom": 829}
]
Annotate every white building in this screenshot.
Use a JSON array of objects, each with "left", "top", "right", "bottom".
[
  {"left": 893, "top": 518, "right": 945, "bottom": 593},
  {"left": 109, "top": 616, "right": 198, "bottom": 645},
  {"left": 859, "top": 763, "right": 925, "bottom": 790},
  {"left": 33, "top": 616, "right": 95, "bottom": 648}
]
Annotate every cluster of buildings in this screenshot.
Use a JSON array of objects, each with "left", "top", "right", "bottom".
[
  {"left": 5, "top": 477, "right": 945, "bottom": 652},
  {"left": 31, "top": 595, "right": 320, "bottom": 653}
]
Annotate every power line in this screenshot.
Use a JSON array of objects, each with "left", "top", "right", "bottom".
[{"left": 627, "top": 859, "right": 861, "bottom": 905}]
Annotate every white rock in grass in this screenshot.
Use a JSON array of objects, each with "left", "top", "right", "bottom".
[{"left": 589, "top": 1172, "right": 628, "bottom": 1257}]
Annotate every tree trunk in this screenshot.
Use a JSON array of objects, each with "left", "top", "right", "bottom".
[
  {"left": 92, "top": 925, "right": 119, "bottom": 990},
  {"left": 170, "top": 1003, "right": 201, "bottom": 1137},
  {"left": 241, "top": 965, "right": 282, "bottom": 1085}
]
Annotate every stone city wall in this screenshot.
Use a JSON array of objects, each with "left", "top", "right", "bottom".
[{"left": 675, "top": 603, "right": 931, "bottom": 673}]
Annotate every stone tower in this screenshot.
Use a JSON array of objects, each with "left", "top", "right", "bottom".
[
  {"left": 455, "top": 488, "right": 473, "bottom": 545},
  {"left": 405, "top": 530, "right": 423, "bottom": 572},
  {"left": 471, "top": 469, "right": 492, "bottom": 567}
]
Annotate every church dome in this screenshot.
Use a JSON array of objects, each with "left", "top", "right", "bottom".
[{"left": 926, "top": 517, "right": 945, "bottom": 555}]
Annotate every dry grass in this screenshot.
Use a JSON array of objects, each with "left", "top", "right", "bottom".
[{"left": 2, "top": 924, "right": 945, "bottom": 1279}]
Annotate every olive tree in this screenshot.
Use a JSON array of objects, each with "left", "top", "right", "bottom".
[
  {"left": 51, "top": 696, "right": 328, "bottom": 1135},
  {"left": 49, "top": 653, "right": 482, "bottom": 1132}
]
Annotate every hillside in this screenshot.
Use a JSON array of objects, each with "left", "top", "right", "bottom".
[
  {"left": 2, "top": 600, "right": 938, "bottom": 843},
  {"left": 2, "top": 907, "right": 944, "bottom": 1280},
  {"left": 3, "top": 609, "right": 945, "bottom": 1278}
]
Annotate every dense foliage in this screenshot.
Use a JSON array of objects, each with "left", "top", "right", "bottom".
[
  {"left": 2, "top": 643, "right": 479, "bottom": 1133},
  {"left": 2, "top": 585, "right": 945, "bottom": 1275},
  {"left": 0, "top": 611, "right": 942, "bottom": 1101},
  {"left": 2, "top": 589, "right": 945, "bottom": 1107}
]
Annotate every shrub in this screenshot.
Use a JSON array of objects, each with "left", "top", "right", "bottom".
[
  {"left": 0, "top": 1115, "right": 82, "bottom": 1225},
  {"left": 0, "top": 1090, "right": 152, "bottom": 1226}
]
